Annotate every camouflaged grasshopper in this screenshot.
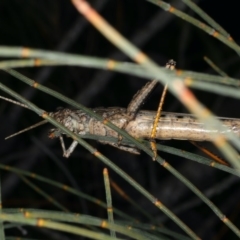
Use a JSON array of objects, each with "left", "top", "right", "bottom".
[{"left": 2, "top": 60, "right": 240, "bottom": 158}]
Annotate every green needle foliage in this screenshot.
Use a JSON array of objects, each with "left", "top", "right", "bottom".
[{"left": 0, "top": 1, "right": 240, "bottom": 239}]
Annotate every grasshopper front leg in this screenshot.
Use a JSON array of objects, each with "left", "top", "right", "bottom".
[
  {"left": 49, "top": 129, "right": 78, "bottom": 158},
  {"left": 60, "top": 137, "right": 78, "bottom": 158}
]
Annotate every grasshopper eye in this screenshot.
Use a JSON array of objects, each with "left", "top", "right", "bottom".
[{"left": 48, "top": 129, "right": 61, "bottom": 139}]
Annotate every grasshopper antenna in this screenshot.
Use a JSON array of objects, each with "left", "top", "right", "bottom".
[
  {"left": 5, "top": 120, "right": 48, "bottom": 140},
  {"left": 0, "top": 96, "right": 30, "bottom": 109},
  {"left": 0, "top": 95, "right": 49, "bottom": 139}
]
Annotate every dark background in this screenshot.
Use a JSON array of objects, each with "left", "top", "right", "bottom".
[{"left": 0, "top": 0, "right": 240, "bottom": 239}]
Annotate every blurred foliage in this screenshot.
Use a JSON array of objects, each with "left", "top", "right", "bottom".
[{"left": 1, "top": 0, "right": 240, "bottom": 239}]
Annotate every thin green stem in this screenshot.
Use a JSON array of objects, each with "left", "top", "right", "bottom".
[{"left": 103, "top": 169, "right": 116, "bottom": 238}]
